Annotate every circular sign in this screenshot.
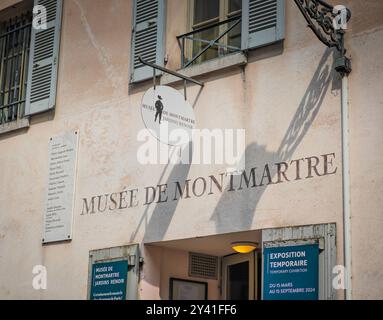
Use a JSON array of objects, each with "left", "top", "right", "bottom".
[{"left": 141, "top": 85, "right": 196, "bottom": 146}]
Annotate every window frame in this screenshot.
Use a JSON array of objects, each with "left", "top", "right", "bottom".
[{"left": 186, "top": 0, "right": 242, "bottom": 65}]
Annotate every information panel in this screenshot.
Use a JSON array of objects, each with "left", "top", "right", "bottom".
[
  {"left": 263, "top": 244, "right": 319, "bottom": 300},
  {"left": 43, "top": 131, "right": 79, "bottom": 243},
  {"left": 90, "top": 260, "right": 129, "bottom": 300}
]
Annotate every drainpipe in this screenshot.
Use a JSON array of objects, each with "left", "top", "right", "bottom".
[
  {"left": 341, "top": 72, "right": 352, "bottom": 299},
  {"left": 335, "top": 26, "right": 353, "bottom": 299},
  {"left": 294, "top": 0, "right": 353, "bottom": 300}
]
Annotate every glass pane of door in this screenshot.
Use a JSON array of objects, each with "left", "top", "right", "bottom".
[
  {"left": 227, "top": 261, "right": 249, "bottom": 300},
  {"left": 222, "top": 252, "right": 256, "bottom": 300}
]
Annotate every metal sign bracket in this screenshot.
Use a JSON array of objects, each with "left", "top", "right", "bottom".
[{"left": 139, "top": 56, "right": 204, "bottom": 100}]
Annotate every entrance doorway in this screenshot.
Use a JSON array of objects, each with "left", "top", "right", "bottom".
[
  {"left": 221, "top": 252, "right": 258, "bottom": 300},
  {"left": 145, "top": 229, "right": 262, "bottom": 300},
  {"left": 144, "top": 225, "right": 335, "bottom": 300}
]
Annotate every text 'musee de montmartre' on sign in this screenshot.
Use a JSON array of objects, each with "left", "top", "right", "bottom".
[{"left": 81, "top": 153, "right": 337, "bottom": 216}]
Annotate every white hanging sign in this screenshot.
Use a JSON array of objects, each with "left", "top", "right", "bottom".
[{"left": 141, "top": 85, "right": 196, "bottom": 145}]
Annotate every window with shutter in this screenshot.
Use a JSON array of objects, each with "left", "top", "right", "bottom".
[
  {"left": 25, "top": 0, "right": 63, "bottom": 116},
  {"left": 0, "top": 8, "right": 32, "bottom": 126},
  {"left": 130, "top": 0, "right": 166, "bottom": 83},
  {"left": 241, "top": 0, "right": 285, "bottom": 51}
]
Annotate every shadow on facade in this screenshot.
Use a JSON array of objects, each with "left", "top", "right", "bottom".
[
  {"left": 134, "top": 145, "right": 193, "bottom": 242},
  {"left": 132, "top": 47, "right": 338, "bottom": 243},
  {"left": 210, "top": 47, "right": 338, "bottom": 233}
]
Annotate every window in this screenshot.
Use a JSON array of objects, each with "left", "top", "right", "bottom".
[
  {"left": 131, "top": 0, "right": 285, "bottom": 82},
  {"left": 0, "top": 10, "right": 32, "bottom": 125},
  {"left": 177, "top": 0, "right": 285, "bottom": 70},
  {"left": 189, "top": 0, "right": 242, "bottom": 65},
  {"left": 0, "top": 0, "right": 63, "bottom": 132}
]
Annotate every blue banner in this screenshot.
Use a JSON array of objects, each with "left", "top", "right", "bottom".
[
  {"left": 90, "top": 260, "right": 128, "bottom": 300},
  {"left": 263, "top": 244, "right": 319, "bottom": 300}
]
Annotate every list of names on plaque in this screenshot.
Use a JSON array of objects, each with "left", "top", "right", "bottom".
[{"left": 44, "top": 131, "right": 79, "bottom": 243}]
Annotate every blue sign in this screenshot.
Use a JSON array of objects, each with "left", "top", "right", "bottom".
[
  {"left": 263, "top": 244, "right": 319, "bottom": 300},
  {"left": 90, "top": 260, "right": 128, "bottom": 300}
]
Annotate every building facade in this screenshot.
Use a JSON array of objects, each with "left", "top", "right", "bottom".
[{"left": 0, "top": 0, "right": 382, "bottom": 300}]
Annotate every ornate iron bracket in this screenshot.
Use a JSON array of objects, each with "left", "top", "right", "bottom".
[{"left": 294, "top": 0, "right": 352, "bottom": 75}]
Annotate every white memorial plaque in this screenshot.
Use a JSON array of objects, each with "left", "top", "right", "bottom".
[{"left": 43, "top": 131, "right": 79, "bottom": 244}]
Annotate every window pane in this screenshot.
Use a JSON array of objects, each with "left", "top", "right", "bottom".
[
  {"left": 228, "top": 0, "right": 242, "bottom": 14},
  {"left": 193, "top": 0, "right": 219, "bottom": 25},
  {"left": 227, "top": 0, "right": 242, "bottom": 50},
  {"left": 192, "top": 26, "right": 219, "bottom": 64},
  {"left": 228, "top": 21, "right": 241, "bottom": 49}
]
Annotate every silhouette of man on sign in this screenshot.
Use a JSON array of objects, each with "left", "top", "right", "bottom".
[{"left": 154, "top": 95, "right": 164, "bottom": 124}]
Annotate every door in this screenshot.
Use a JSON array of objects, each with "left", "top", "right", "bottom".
[{"left": 222, "top": 252, "right": 257, "bottom": 300}]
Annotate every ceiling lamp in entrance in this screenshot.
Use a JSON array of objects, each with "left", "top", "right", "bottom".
[{"left": 231, "top": 242, "right": 259, "bottom": 254}]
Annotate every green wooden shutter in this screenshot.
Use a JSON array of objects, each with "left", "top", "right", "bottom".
[
  {"left": 130, "top": 0, "right": 166, "bottom": 83},
  {"left": 25, "top": 0, "right": 63, "bottom": 116},
  {"left": 241, "top": 0, "right": 285, "bottom": 50}
]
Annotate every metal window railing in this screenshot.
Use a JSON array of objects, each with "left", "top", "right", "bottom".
[
  {"left": 0, "top": 12, "right": 32, "bottom": 125},
  {"left": 177, "top": 15, "right": 242, "bottom": 69}
]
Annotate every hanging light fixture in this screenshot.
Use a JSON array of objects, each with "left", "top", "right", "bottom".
[{"left": 231, "top": 241, "right": 259, "bottom": 254}]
